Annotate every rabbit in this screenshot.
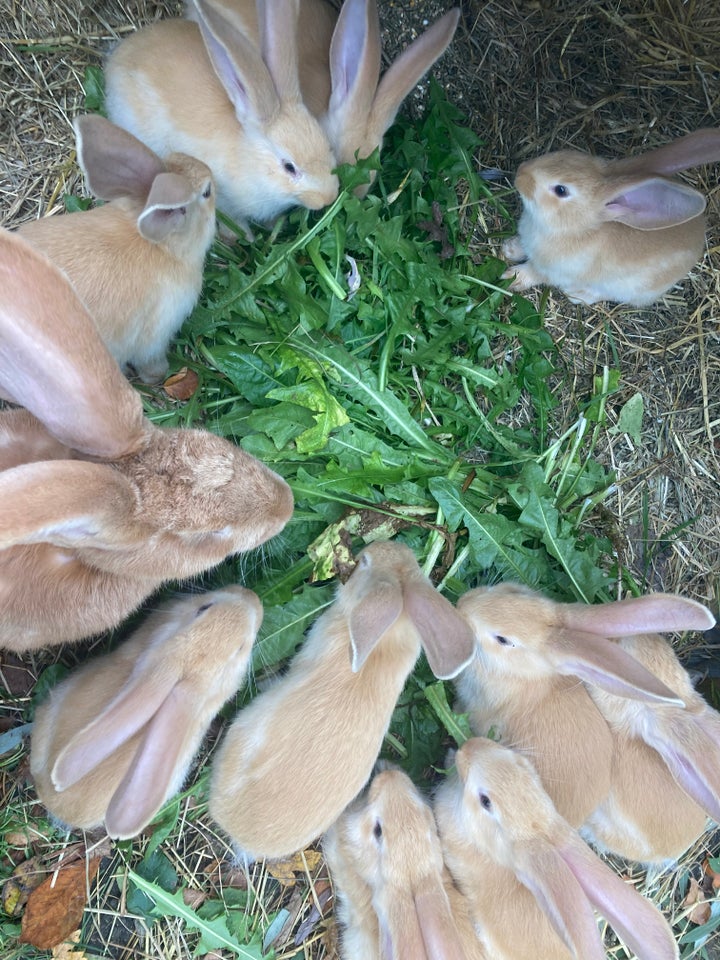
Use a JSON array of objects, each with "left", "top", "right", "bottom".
[
  {"left": 202, "top": 0, "right": 460, "bottom": 196},
  {"left": 105, "top": 0, "right": 339, "bottom": 237},
  {"left": 433, "top": 737, "right": 679, "bottom": 960},
  {"left": 582, "top": 621, "right": 720, "bottom": 863},
  {"left": 0, "top": 228, "right": 293, "bottom": 651},
  {"left": 30, "top": 586, "right": 262, "bottom": 839},
  {"left": 323, "top": 763, "right": 486, "bottom": 959},
  {"left": 454, "top": 582, "right": 713, "bottom": 827},
  {"left": 18, "top": 114, "right": 216, "bottom": 385},
  {"left": 501, "top": 128, "right": 720, "bottom": 305},
  {"left": 209, "top": 540, "right": 476, "bottom": 860}
]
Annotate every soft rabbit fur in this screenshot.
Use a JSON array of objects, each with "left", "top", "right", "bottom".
[
  {"left": 209, "top": 540, "right": 475, "bottom": 860},
  {"left": 434, "top": 738, "right": 679, "bottom": 960},
  {"left": 18, "top": 115, "right": 216, "bottom": 384},
  {"left": 324, "top": 764, "right": 485, "bottom": 960},
  {"left": 582, "top": 616, "right": 720, "bottom": 864},
  {"left": 31, "top": 587, "right": 262, "bottom": 838},
  {"left": 0, "top": 229, "right": 293, "bottom": 651},
  {"left": 453, "top": 583, "right": 711, "bottom": 827},
  {"left": 105, "top": 0, "right": 339, "bottom": 234},
  {"left": 502, "top": 128, "right": 720, "bottom": 305},
  {"left": 205, "top": 0, "right": 460, "bottom": 194}
]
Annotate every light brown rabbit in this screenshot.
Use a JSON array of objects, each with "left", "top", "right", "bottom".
[
  {"left": 582, "top": 623, "right": 720, "bottom": 863},
  {"left": 0, "top": 229, "right": 293, "bottom": 651},
  {"left": 105, "top": 0, "right": 339, "bottom": 236},
  {"left": 209, "top": 540, "right": 475, "bottom": 860},
  {"left": 324, "top": 763, "right": 486, "bottom": 959},
  {"left": 434, "top": 737, "right": 679, "bottom": 960},
  {"left": 501, "top": 128, "right": 720, "bottom": 305},
  {"left": 19, "top": 115, "right": 216, "bottom": 384},
  {"left": 31, "top": 587, "right": 262, "bottom": 839},
  {"left": 454, "top": 583, "right": 712, "bottom": 827},
  {"left": 206, "top": 0, "right": 460, "bottom": 195}
]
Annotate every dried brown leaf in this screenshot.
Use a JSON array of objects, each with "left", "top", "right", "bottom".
[
  {"left": 163, "top": 367, "right": 200, "bottom": 401},
  {"left": 19, "top": 855, "right": 101, "bottom": 949},
  {"left": 2, "top": 855, "right": 50, "bottom": 917},
  {"left": 267, "top": 850, "right": 324, "bottom": 885},
  {"left": 682, "top": 877, "right": 712, "bottom": 925}
]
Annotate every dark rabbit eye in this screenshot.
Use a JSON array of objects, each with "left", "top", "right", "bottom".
[
  {"left": 553, "top": 184, "right": 569, "bottom": 198},
  {"left": 479, "top": 793, "right": 492, "bottom": 811},
  {"left": 373, "top": 820, "right": 383, "bottom": 840},
  {"left": 196, "top": 602, "right": 214, "bottom": 616},
  {"left": 495, "top": 634, "right": 512, "bottom": 646},
  {"left": 283, "top": 160, "right": 298, "bottom": 176},
  {"left": 202, "top": 183, "right": 212, "bottom": 199}
]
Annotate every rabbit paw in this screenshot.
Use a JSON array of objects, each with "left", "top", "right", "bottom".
[
  {"left": 501, "top": 262, "right": 543, "bottom": 291},
  {"left": 501, "top": 236, "right": 526, "bottom": 263}
]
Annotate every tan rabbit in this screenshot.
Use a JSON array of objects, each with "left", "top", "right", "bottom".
[
  {"left": 454, "top": 583, "right": 711, "bottom": 827},
  {"left": 19, "top": 115, "right": 216, "bottom": 384},
  {"left": 30, "top": 587, "right": 262, "bottom": 839},
  {"left": 434, "top": 737, "right": 679, "bottom": 960},
  {"left": 209, "top": 540, "right": 475, "bottom": 860},
  {"left": 0, "top": 229, "right": 293, "bottom": 651},
  {"left": 105, "top": 0, "right": 339, "bottom": 236},
  {"left": 324, "top": 763, "right": 486, "bottom": 959},
  {"left": 501, "top": 128, "right": 720, "bottom": 305},
  {"left": 205, "top": 0, "right": 460, "bottom": 195},
  {"left": 582, "top": 623, "right": 720, "bottom": 863}
]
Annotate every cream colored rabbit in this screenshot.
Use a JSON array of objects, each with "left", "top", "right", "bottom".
[
  {"left": 209, "top": 540, "right": 475, "bottom": 859},
  {"left": 0, "top": 229, "right": 293, "bottom": 651},
  {"left": 19, "top": 115, "right": 216, "bottom": 384},
  {"left": 31, "top": 587, "right": 262, "bottom": 839},
  {"left": 434, "top": 737, "right": 678, "bottom": 960},
  {"left": 454, "top": 583, "right": 708, "bottom": 826},
  {"left": 324, "top": 764, "right": 486, "bottom": 959}
]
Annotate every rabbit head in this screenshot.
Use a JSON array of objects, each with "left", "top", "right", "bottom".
[{"left": 30, "top": 586, "right": 262, "bottom": 838}]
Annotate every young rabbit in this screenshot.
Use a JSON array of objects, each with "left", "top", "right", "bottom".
[
  {"left": 0, "top": 229, "right": 293, "bottom": 651},
  {"left": 105, "top": 0, "right": 339, "bottom": 235},
  {"left": 209, "top": 540, "right": 475, "bottom": 860},
  {"left": 18, "top": 114, "right": 216, "bottom": 384},
  {"left": 324, "top": 763, "right": 486, "bottom": 959},
  {"left": 454, "top": 583, "right": 711, "bottom": 827},
  {"left": 582, "top": 621, "right": 720, "bottom": 863},
  {"left": 31, "top": 586, "right": 262, "bottom": 839},
  {"left": 205, "top": 0, "right": 460, "bottom": 195},
  {"left": 434, "top": 737, "right": 679, "bottom": 960},
  {"left": 501, "top": 128, "right": 720, "bottom": 305}
]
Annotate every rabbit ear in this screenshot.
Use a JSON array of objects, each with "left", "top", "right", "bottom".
[
  {"left": 348, "top": 577, "right": 404, "bottom": 672},
  {"left": 104, "top": 681, "right": 198, "bottom": 838},
  {"left": 52, "top": 665, "right": 184, "bottom": 790},
  {"left": 256, "top": 0, "right": 301, "bottom": 101},
  {"left": 137, "top": 172, "right": 197, "bottom": 242},
  {"left": 384, "top": 896, "right": 431, "bottom": 960},
  {"left": 0, "top": 229, "right": 145, "bottom": 458},
  {"left": 413, "top": 883, "right": 469, "bottom": 960},
  {"left": 613, "top": 128, "right": 720, "bottom": 176},
  {"left": 562, "top": 593, "right": 716, "bottom": 637},
  {"left": 551, "top": 629, "right": 685, "bottom": 705},
  {"left": 515, "top": 846, "right": 607, "bottom": 960},
  {"left": 368, "top": 9, "right": 460, "bottom": 145},
  {"left": 327, "top": 0, "right": 381, "bottom": 120},
  {"left": 558, "top": 833, "right": 679, "bottom": 960},
  {"left": 192, "top": 0, "right": 280, "bottom": 124},
  {"left": 601, "top": 177, "right": 706, "bottom": 230},
  {"left": 403, "top": 581, "right": 475, "bottom": 680},
  {"left": 73, "top": 114, "right": 165, "bottom": 201},
  {"left": 0, "top": 460, "right": 139, "bottom": 551}
]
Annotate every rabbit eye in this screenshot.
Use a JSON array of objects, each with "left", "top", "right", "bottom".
[
  {"left": 196, "top": 602, "right": 214, "bottom": 616},
  {"left": 479, "top": 793, "right": 492, "bottom": 811},
  {"left": 552, "top": 184, "right": 569, "bottom": 198},
  {"left": 373, "top": 820, "right": 383, "bottom": 840},
  {"left": 494, "top": 634, "right": 512, "bottom": 646},
  {"left": 283, "top": 160, "right": 298, "bottom": 177},
  {"left": 202, "top": 183, "right": 212, "bottom": 199}
]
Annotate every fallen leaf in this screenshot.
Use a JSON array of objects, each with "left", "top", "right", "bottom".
[
  {"left": 52, "top": 929, "right": 87, "bottom": 959},
  {"left": 163, "top": 367, "right": 200, "bottom": 401},
  {"left": 20, "top": 855, "right": 102, "bottom": 949},
  {"left": 682, "top": 877, "right": 711, "bottom": 925},
  {"left": 2, "top": 855, "right": 50, "bottom": 917},
  {"left": 267, "top": 850, "right": 323, "bottom": 885},
  {"left": 183, "top": 887, "right": 207, "bottom": 911}
]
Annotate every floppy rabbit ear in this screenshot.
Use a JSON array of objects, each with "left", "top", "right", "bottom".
[
  {"left": 515, "top": 846, "right": 607, "bottom": 960},
  {"left": 562, "top": 593, "right": 716, "bottom": 636},
  {"left": 404, "top": 581, "right": 475, "bottom": 680},
  {"left": 413, "top": 883, "right": 469, "bottom": 960},
  {"left": 368, "top": 9, "right": 460, "bottom": 146},
  {"left": 52, "top": 666, "right": 184, "bottom": 791},
  {"left": 192, "top": 0, "right": 280, "bottom": 124},
  {"left": 551, "top": 629, "right": 685, "bottom": 705},
  {"left": 138, "top": 172, "right": 197, "bottom": 242},
  {"left": 327, "top": 0, "right": 381, "bottom": 121},
  {"left": 348, "top": 575, "right": 404, "bottom": 672},
  {"left": 0, "top": 229, "right": 145, "bottom": 458},
  {"left": 74, "top": 114, "right": 166, "bottom": 201},
  {"left": 613, "top": 128, "right": 720, "bottom": 176},
  {"left": 601, "top": 177, "right": 706, "bottom": 230},
  {"left": 558, "top": 833, "right": 679, "bottom": 960},
  {"left": 0, "top": 460, "right": 139, "bottom": 551},
  {"left": 104, "top": 680, "right": 200, "bottom": 838}
]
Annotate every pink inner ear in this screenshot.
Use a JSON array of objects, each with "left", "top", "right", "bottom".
[{"left": 603, "top": 177, "right": 706, "bottom": 229}]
